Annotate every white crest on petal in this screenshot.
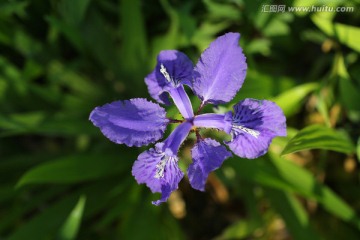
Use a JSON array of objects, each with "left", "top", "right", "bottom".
[
  {"left": 232, "top": 125, "right": 260, "bottom": 138},
  {"left": 160, "top": 64, "right": 172, "bottom": 83},
  {"left": 154, "top": 153, "right": 177, "bottom": 179}
]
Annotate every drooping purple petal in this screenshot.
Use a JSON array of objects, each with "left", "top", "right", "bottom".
[
  {"left": 145, "top": 50, "right": 193, "bottom": 104},
  {"left": 226, "top": 98, "right": 286, "bottom": 159},
  {"left": 132, "top": 122, "right": 192, "bottom": 205},
  {"left": 188, "top": 139, "right": 232, "bottom": 191},
  {"left": 89, "top": 98, "right": 169, "bottom": 147},
  {"left": 193, "top": 32, "right": 247, "bottom": 105},
  {"left": 163, "top": 121, "right": 192, "bottom": 155},
  {"left": 131, "top": 145, "right": 164, "bottom": 193},
  {"left": 193, "top": 112, "right": 233, "bottom": 134},
  {"left": 152, "top": 155, "right": 184, "bottom": 206},
  {"left": 131, "top": 143, "right": 184, "bottom": 206}
]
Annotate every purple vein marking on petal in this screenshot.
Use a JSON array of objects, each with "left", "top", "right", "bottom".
[
  {"left": 131, "top": 142, "right": 184, "bottom": 206},
  {"left": 155, "top": 50, "right": 194, "bottom": 88},
  {"left": 193, "top": 32, "right": 247, "bottom": 105},
  {"left": 188, "top": 138, "right": 232, "bottom": 191},
  {"left": 89, "top": 98, "right": 169, "bottom": 147},
  {"left": 226, "top": 98, "right": 286, "bottom": 159},
  {"left": 152, "top": 154, "right": 184, "bottom": 206}
]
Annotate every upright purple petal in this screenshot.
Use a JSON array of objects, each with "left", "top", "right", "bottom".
[
  {"left": 226, "top": 99, "right": 286, "bottom": 159},
  {"left": 145, "top": 50, "right": 194, "bottom": 118},
  {"left": 188, "top": 139, "right": 232, "bottom": 191},
  {"left": 145, "top": 50, "right": 193, "bottom": 104},
  {"left": 193, "top": 32, "right": 247, "bottom": 105},
  {"left": 131, "top": 122, "right": 192, "bottom": 205},
  {"left": 89, "top": 98, "right": 169, "bottom": 147},
  {"left": 145, "top": 71, "right": 171, "bottom": 105}
]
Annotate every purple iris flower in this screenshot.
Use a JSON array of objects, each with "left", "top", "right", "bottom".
[{"left": 90, "top": 33, "right": 286, "bottom": 205}]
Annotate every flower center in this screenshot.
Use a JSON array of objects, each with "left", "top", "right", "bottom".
[{"left": 231, "top": 125, "right": 260, "bottom": 138}]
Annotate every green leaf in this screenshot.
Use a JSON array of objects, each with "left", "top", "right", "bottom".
[
  {"left": 335, "top": 54, "right": 360, "bottom": 111},
  {"left": 357, "top": 137, "right": 360, "bottom": 162},
  {"left": 268, "top": 153, "right": 360, "bottom": 230},
  {"left": 217, "top": 182, "right": 261, "bottom": 240},
  {"left": 217, "top": 220, "right": 256, "bottom": 239},
  {"left": 150, "top": 0, "right": 180, "bottom": 66},
  {"left": 16, "top": 153, "right": 132, "bottom": 187},
  {"left": 282, "top": 125, "right": 355, "bottom": 155},
  {"left": 7, "top": 195, "right": 79, "bottom": 240},
  {"left": 227, "top": 154, "right": 360, "bottom": 230},
  {"left": 46, "top": 16, "right": 85, "bottom": 52},
  {"left": 120, "top": 0, "right": 148, "bottom": 75},
  {"left": 312, "top": 13, "right": 360, "bottom": 52},
  {"left": 58, "top": 195, "right": 86, "bottom": 240},
  {"left": 265, "top": 189, "right": 320, "bottom": 240},
  {"left": 0, "top": 114, "right": 97, "bottom": 137},
  {"left": 203, "top": 0, "right": 240, "bottom": 21},
  {"left": 0, "top": 1, "right": 28, "bottom": 18},
  {"left": 272, "top": 83, "right": 319, "bottom": 117},
  {"left": 58, "top": 0, "right": 91, "bottom": 26}
]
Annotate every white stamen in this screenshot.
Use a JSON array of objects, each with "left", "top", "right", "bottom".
[
  {"left": 155, "top": 154, "right": 168, "bottom": 179},
  {"left": 160, "top": 64, "right": 172, "bottom": 83},
  {"left": 232, "top": 125, "right": 260, "bottom": 138}
]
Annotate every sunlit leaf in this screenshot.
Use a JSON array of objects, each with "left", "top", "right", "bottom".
[
  {"left": 282, "top": 125, "right": 355, "bottom": 155},
  {"left": 272, "top": 83, "right": 319, "bottom": 117},
  {"left": 227, "top": 154, "right": 360, "bottom": 229},
  {"left": 217, "top": 219, "right": 257, "bottom": 239},
  {"left": 203, "top": 0, "right": 240, "bottom": 21},
  {"left": 312, "top": 14, "right": 360, "bottom": 52},
  {"left": 269, "top": 153, "right": 360, "bottom": 230},
  {"left": 58, "top": 195, "right": 86, "bottom": 240},
  {"left": 335, "top": 54, "right": 360, "bottom": 111}
]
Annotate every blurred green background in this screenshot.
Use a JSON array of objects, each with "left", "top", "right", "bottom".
[{"left": 1, "top": 0, "right": 360, "bottom": 239}]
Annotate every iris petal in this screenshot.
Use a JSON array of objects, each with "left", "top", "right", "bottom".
[
  {"left": 89, "top": 98, "right": 169, "bottom": 147},
  {"left": 168, "top": 85, "right": 194, "bottom": 119},
  {"left": 226, "top": 98, "right": 286, "bottom": 159},
  {"left": 193, "top": 32, "right": 247, "bottom": 105},
  {"left": 145, "top": 50, "right": 194, "bottom": 118},
  {"left": 131, "top": 143, "right": 184, "bottom": 204},
  {"left": 188, "top": 139, "right": 232, "bottom": 191},
  {"left": 193, "top": 112, "right": 233, "bottom": 133},
  {"left": 131, "top": 122, "right": 192, "bottom": 205},
  {"left": 145, "top": 71, "right": 171, "bottom": 105}
]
